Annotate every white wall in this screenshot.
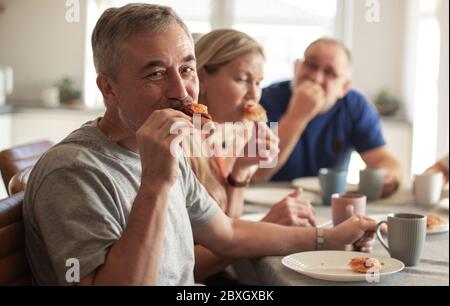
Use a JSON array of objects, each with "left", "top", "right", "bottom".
[
  {"left": 437, "top": 0, "right": 449, "bottom": 159},
  {"left": 0, "top": 0, "right": 87, "bottom": 103},
  {"left": 351, "top": 0, "right": 406, "bottom": 111},
  {"left": 350, "top": 0, "right": 413, "bottom": 179}
]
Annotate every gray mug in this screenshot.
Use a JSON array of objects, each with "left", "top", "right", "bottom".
[
  {"left": 359, "top": 168, "right": 385, "bottom": 201},
  {"left": 319, "top": 168, "right": 347, "bottom": 206},
  {"left": 376, "top": 213, "right": 427, "bottom": 266}
]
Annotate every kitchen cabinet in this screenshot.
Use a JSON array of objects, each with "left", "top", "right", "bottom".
[
  {"left": 0, "top": 107, "right": 103, "bottom": 199},
  {"left": 0, "top": 113, "right": 11, "bottom": 151},
  {"left": 11, "top": 108, "right": 104, "bottom": 146}
]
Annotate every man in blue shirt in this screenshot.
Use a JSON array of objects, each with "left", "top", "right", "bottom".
[{"left": 254, "top": 38, "right": 402, "bottom": 198}]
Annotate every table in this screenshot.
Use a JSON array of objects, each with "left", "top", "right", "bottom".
[{"left": 233, "top": 183, "right": 449, "bottom": 286}]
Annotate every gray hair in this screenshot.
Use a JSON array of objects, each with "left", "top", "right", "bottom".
[
  {"left": 305, "top": 37, "right": 352, "bottom": 65},
  {"left": 91, "top": 3, "right": 192, "bottom": 77}
]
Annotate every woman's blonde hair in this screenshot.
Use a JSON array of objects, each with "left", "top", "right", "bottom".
[
  {"left": 189, "top": 29, "right": 265, "bottom": 213},
  {"left": 196, "top": 29, "right": 265, "bottom": 75}
]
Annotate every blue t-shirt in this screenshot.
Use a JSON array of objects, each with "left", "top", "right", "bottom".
[{"left": 261, "top": 80, "right": 386, "bottom": 181}]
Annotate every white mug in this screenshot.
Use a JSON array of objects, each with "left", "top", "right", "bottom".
[{"left": 414, "top": 172, "right": 443, "bottom": 207}]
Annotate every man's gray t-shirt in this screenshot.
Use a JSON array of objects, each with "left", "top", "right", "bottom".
[{"left": 23, "top": 118, "right": 219, "bottom": 285}]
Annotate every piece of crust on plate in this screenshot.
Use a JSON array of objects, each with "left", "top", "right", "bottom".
[
  {"left": 427, "top": 213, "right": 445, "bottom": 230},
  {"left": 349, "top": 257, "right": 383, "bottom": 273}
]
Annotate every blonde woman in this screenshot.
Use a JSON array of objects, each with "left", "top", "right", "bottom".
[{"left": 190, "top": 29, "right": 317, "bottom": 283}]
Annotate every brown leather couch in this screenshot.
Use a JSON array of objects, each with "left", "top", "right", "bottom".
[
  {"left": 0, "top": 140, "right": 53, "bottom": 194},
  {"left": 0, "top": 192, "right": 31, "bottom": 285},
  {"left": 8, "top": 167, "right": 33, "bottom": 195}
]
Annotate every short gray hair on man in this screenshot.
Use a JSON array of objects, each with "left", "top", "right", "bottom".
[
  {"left": 305, "top": 38, "right": 352, "bottom": 65},
  {"left": 91, "top": 3, "right": 192, "bottom": 78}
]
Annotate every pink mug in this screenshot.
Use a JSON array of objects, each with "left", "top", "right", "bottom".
[{"left": 332, "top": 193, "right": 367, "bottom": 226}]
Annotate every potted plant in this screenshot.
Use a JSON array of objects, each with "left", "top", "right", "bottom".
[
  {"left": 373, "top": 89, "right": 400, "bottom": 116},
  {"left": 56, "top": 77, "right": 82, "bottom": 106}
]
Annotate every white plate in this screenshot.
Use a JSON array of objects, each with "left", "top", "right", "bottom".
[
  {"left": 282, "top": 251, "right": 404, "bottom": 282},
  {"left": 427, "top": 221, "right": 449, "bottom": 235},
  {"left": 292, "top": 177, "right": 358, "bottom": 193},
  {"left": 427, "top": 224, "right": 449, "bottom": 234},
  {"left": 291, "top": 177, "right": 321, "bottom": 192},
  {"left": 244, "top": 187, "right": 319, "bottom": 206}
]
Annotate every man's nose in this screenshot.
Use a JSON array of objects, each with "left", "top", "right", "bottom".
[{"left": 166, "top": 72, "right": 189, "bottom": 101}]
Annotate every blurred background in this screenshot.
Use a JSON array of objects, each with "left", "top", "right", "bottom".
[{"left": 0, "top": 0, "right": 448, "bottom": 197}]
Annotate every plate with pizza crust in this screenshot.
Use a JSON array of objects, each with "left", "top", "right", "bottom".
[
  {"left": 282, "top": 251, "right": 404, "bottom": 282},
  {"left": 426, "top": 213, "right": 449, "bottom": 234}
]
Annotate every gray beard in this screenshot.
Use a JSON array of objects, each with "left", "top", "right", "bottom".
[{"left": 117, "top": 107, "right": 140, "bottom": 133}]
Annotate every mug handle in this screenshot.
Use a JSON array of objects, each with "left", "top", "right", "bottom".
[{"left": 376, "top": 221, "right": 389, "bottom": 253}]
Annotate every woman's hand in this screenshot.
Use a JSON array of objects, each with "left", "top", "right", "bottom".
[{"left": 261, "top": 189, "right": 316, "bottom": 227}]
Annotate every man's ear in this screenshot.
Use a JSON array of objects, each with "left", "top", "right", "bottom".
[
  {"left": 96, "top": 74, "right": 118, "bottom": 107},
  {"left": 340, "top": 79, "right": 352, "bottom": 98}
]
